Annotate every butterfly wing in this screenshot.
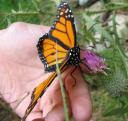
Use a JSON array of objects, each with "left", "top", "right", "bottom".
[
  {"left": 49, "top": 2, "right": 76, "bottom": 49},
  {"left": 37, "top": 34, "right": 68, "bottom": 72},
  {"left": 37, "top": 2, "right": 76, "bottom": 72},
  {"left": 22, "top": 61, "right": 67, "bottom": 121},
  {"left": 22, "top": 72, "right": 57, "bottom": 121}
]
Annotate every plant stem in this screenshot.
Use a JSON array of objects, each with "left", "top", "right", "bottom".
[
  {"left": 56, "top": 50, "right": 70, "bottom": 121},
  {"left": 0, "top": 11, "right": 39, "bottom": 16},
  {"left": 56, "top": 66, "right": 70, "bottom": 121}
]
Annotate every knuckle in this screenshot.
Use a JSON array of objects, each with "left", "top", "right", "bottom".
[{"left": 8, "top": 22, "right": 27, "bottom": 31}]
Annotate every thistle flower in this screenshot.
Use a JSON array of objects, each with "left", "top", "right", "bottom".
[
  {"left": 81, "top": 49, "right": 107, "bottom": 74},
  {"left": 106, "top": 68, "right": 128, "bottom": 97}
]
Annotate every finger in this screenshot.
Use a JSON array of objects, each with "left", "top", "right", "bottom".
[
  {"left": 32, "top": 118, "right": 44, "bottom": 121},
  {"left": 7, "top": 22, "right": 50, "bottom": 49},
  {"left": 0, "top": 29, "right": 6, "bottom": 35},
  {"left": 26, "top": 111, "right": 43, "bottom": 121},
  {"left": 25, "top": 23, "right": 50, "bottom": 42},
  {"left": 39, "top": 78, "right": 72, "bottom": 121},
  {"left": 7, "top": 22, "right": 50, "bottom": 40},
  {"left": 65, "top": 68, "right": 92, "bottom": 121},
  {"left": 44, "top": 103, "right": 65, "bottom": 121},
  {"left": 1, "top": 22, "right": 50, "bottom": 67}
]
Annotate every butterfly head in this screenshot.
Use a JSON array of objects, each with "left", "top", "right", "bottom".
[{"left": 67, "top": 46, "right": 80, "bottom": 66}]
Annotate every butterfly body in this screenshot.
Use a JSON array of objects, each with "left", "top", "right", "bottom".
[{"left": 67, "top": 46, "right": 80, "bottom": 66}]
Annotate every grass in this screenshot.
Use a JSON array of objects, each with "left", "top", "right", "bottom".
[{"left": 0, "top": 0, "right": 128, "bottom": 121}]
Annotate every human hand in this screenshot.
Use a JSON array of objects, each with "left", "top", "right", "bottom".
[{"left": 0, "top": 22, "right": 92, "bottom": 121}]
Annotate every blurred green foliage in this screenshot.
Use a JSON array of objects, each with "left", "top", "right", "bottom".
[
  {"left": 0, "top": 0, "right": 57, "bottom": 29},
  {"left": 0, "top": 0, "right": 128, "bottom": 121}
]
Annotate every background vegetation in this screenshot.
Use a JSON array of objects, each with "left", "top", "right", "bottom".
[{"left": 0, "top": 0, "right": 128, "bottom": 121}]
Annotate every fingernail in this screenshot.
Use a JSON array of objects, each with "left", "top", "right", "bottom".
[{"left": 32, "top": 118, "right": 44, "bottom": 121}]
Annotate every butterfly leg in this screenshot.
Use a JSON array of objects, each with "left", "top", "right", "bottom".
[
  {"left": 78, "top": 65, "right": 91, "bottom": 86},
  {"left": 70, "top": 66, "right": 78, "bottom": 87},
  {"left": 63, "top": 66, "right": 78, "bottom": 87},
  {"left": 60, "top": 64, "right": 69, "bottom": 74}
]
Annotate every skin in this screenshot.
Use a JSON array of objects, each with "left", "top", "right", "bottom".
[{"left": 0, "top": 22, "right": 92, "bottom": 121}]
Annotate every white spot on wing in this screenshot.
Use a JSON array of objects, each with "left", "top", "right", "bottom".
[{"left": 65, "top": 9, "right": 69, "bottom": 13}]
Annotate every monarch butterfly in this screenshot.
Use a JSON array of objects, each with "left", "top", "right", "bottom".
[{"left": 22, "top": 2, "right": 106, "bottom": 120}]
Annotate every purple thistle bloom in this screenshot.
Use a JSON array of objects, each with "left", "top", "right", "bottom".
[{"left": 82, "top": 50, "right": 107, "bottom": 74}]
